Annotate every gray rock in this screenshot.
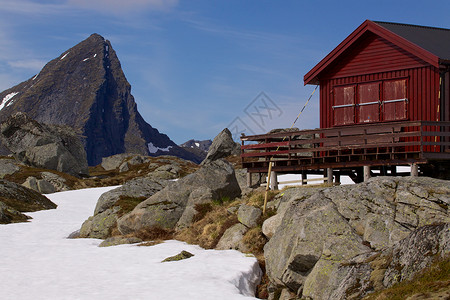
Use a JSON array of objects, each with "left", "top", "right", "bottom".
[
  {"left": 67, "top": 230, "right": 80, "bottom": 239},
  {"left": 201, "top": 128, "right": 240, "bottom": 165},
  {"left": 237, "top": 205, "right": 262, "bottom": 228},
  {"left": 99, "top": 236, "right": 142, "bottom": 247},
  {"left": 262, "top": 215, "right": 282, "bottom": 239},
  {"left": 265, "top": 193, "right": 372, "bottom": 297},
  {"left": 382, "top": 223, "right": 449, "bottom": 288},
  {"left": 0, "top": 159, "right": 20, "bottom": 179},
  {"left": 0, "top": 113, "right": 88, "bottom": 177},
  {"left": 101, "top": 154, "right": 130, "bottom": 171},
  {"left": 37, "top": 179, "right": 56, "bottom": 194},
  {"left": 215, "top": 223, "right": 248, "bottom": 250},
  {"left": 80, "top": 177, "right": 168, "bottom": 239},
  {"left": 155, "top": 164, "right": 181, "bottom": 175},
  {"left": 162, "top": 250, "right": 194, "bottom": 262},
  {"left": 23, "top": 176, "right": 39, "bottom": 192},
  {"left": 0, "top": 179, "right": 56, "bottom": 224},
  {"left": 119, "top": 161, "right": 129, "bottom": 172},
  {"left": 263, "top": 177, "right": 450, "bottom": 299},
  {"left": 118, "top": 159, "right": 241, "bottom": 234},
  {"left": 40, "top": 172, "right": 70, "bottom": 192},
  {"left": 94, "top": 178, "right": 168, "bottom": 215},
  {"left": 127, "top": 155, "right": 145, "bottom": 166},
  {"left": 79, "top": 207, "right": 120, "bottom": 239}
]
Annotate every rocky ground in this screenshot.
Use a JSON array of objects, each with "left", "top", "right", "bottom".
[{"left": 1, "top": 126, "right": 449, "bottom": 300}]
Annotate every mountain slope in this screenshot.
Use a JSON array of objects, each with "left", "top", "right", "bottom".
[{"left": 0, "top": 34, "right": 201, "bottom": 165}]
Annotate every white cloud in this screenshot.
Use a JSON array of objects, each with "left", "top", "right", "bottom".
[
  {"left": 8, "top": 59, "right": 46, "bottom": 71},
  {"left": 0, "top": 0, "right": 69, "bottom": 15},
  {"left": 67, "top": 0, "right": 178, "bottom": 14}
]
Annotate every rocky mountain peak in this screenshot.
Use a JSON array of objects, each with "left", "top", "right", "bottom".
[{"left": 0, "top": 34, "right": 202, "bottom": 165}]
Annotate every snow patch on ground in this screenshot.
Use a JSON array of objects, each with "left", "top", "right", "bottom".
[
  {"left": 32, "top": 74, "right": 39, "bottom": 80},
  {"left": 275, "top": 166, "right": 412, "bottom": 189},
  {"left": 83, "top": 58, "right": 90, "bottom": 62},
  {"left": 0, "top": 92, "right": 18, "bottom": 111},
  {"left": 60, "top": 52, "right": 69, "bottom": 60},
  {"left": 195, "top": 142, "right": 200, "bottom": 147},
  {"left": 0, "top": 186, "right": 261, "bottom": 300},
  {"left": 148, "top": 142, "right": 173, "bottom": 154}
]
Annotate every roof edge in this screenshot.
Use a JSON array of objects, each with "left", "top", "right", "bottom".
[{"left": 304, "top": 20, "right": 440, "bottom": 85}]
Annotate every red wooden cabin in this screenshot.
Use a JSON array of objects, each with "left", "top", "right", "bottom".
[
  {"left": 241, "top": 20, "right": 450, "bottom": 183},
  {"left": 304, "top": 20, "right": 449, "bottom": 132}
]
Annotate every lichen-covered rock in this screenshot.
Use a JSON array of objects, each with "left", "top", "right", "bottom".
[
  {"left": 237, "top": 205, "right": 262, "bottom": 228},
  {"left": 265, "top": 193, "right": 372, "bottom": 297},
  {"left": 382, "top": 223, "right": 449, "bottom": 288},
  {"left": 99, "top": 236, "right": 142, "bottom": 247},
  {"left": 118, "top": 159, "right": 241, "bottom": 234},
  {"left": 215, "top": 223, "right": 248, "bottom": 250},
  {"left": 264, "top": 177, "right": 450, "bottom": 299},
  {"left": 162, "top": 250, "right": 194, "bottom": 262},
  {"left": 79, "top": 177, "right": 168, "bottom": 239},
  {"left": 79, "top": 207, "right": 120, "bottom": 239}
]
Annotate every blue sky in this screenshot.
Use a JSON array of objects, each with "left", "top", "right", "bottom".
[{"left": 1, "top": 0, "right": 450, "bottom": 143}]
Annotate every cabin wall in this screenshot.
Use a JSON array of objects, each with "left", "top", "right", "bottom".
[{"left": 320, "top": 66, "right": 440, "bottom": 129}]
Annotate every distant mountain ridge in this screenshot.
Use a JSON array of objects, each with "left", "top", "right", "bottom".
[
  {"left": 0, "top": 33, "right": 202, "bottom": 165},
  {"left": 179, "top": 139, "right": 212, "bottom": 162}
]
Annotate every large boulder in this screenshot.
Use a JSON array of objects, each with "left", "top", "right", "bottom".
[
  {"left": 79, "top": 177, "right": 168, "bottom": 239},
  {"left": 0, "top": 179, "right": 56, "bottom": 224},
  {"left": 0, "top": 112, "right": 88, "bottom": 177},
  {"left": 118, "top": 159, "right": 241, "bottom": 234},
  {"left": 0, "top": 158, "right": 21, "bottom": 179},
  {"left": 264, "top": 176, "right": 450, "bottom": 299},
  {"left": 201, "top": 128, "right": 240, "bottom": 165}
]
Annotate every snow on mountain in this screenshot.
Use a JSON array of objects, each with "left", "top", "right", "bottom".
[
  {"left": 0, "top": 92, "right": 18, "bottom": 111},
  {"left": 0, "top": 187, "right": 261, "bottom": 300}
]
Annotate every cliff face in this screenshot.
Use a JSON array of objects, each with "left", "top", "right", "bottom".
[{"left": 0, "top": 34, "right": 201, "bottom": 165}]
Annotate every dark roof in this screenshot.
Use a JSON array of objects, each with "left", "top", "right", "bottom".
[{"left": 374, "top": 21, "right": 450, "bottom": 62}]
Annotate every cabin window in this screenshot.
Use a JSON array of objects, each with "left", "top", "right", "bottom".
[
  {"left": 333, "top": 85, "right": 355, "bottom": 126},
  {"left": 358, "top": 82, "right": 380, "bottom": 123},
  {"left": 383, "top": 79, "right": 407, "bottom": 121}
]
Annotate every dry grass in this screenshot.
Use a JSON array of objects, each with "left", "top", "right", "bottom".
[
  {"left": 175, "top": 205, "right": 238, "bottom": 249},
  {"left": 363, "top": 255, "right": 450, "bottom": 300},
  {"left": 127, "top": 226, "right": 174, "bottom": 241},
  {"left": 246, "top": 190, "right": 279, "bottom": 207}
]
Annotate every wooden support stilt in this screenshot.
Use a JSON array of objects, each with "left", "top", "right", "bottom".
[
  {"left": 327, "top": 168, "right": 333, "bottom": 184},
  {"left": 411, "top": 164, "right": 419, "bottom": 177},
  {"left": 270, "top": 171, "right": 278, "bottom": 190},
  {"left": 301, "top": 170, "right": 307, "bottom": 185},
  {"left": 246, "top": 172, "right": 252, "bottom": 188},
  {"left": 364, "top": 166, "right": 371, "bottom": 182},
  {"left": 263, "top": 160, "right": 273, "bottom": 215}
]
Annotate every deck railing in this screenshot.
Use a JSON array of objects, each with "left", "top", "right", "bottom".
[{"left": 240, "top": 121, "right": 450, "bottom": 173}]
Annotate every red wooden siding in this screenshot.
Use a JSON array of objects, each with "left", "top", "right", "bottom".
[
  {"left": 383, "top": 79, "right": 407, "bottom": 121},
  {"left": 333, "top": 85, "right": 355, "bottom": 126},
  {"left": 358, "top": 82, "right": 380, "bottom": 123},
  {"left": 324, "top": 32, "right": 428, "bottom": 80},
  {"left": 320, "top": 66, "right": 440, "bottom": 130}
]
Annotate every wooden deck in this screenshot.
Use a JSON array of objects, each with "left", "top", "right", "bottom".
[{"left": 240, "top": 121, "right": 450, "bottom": 179}]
